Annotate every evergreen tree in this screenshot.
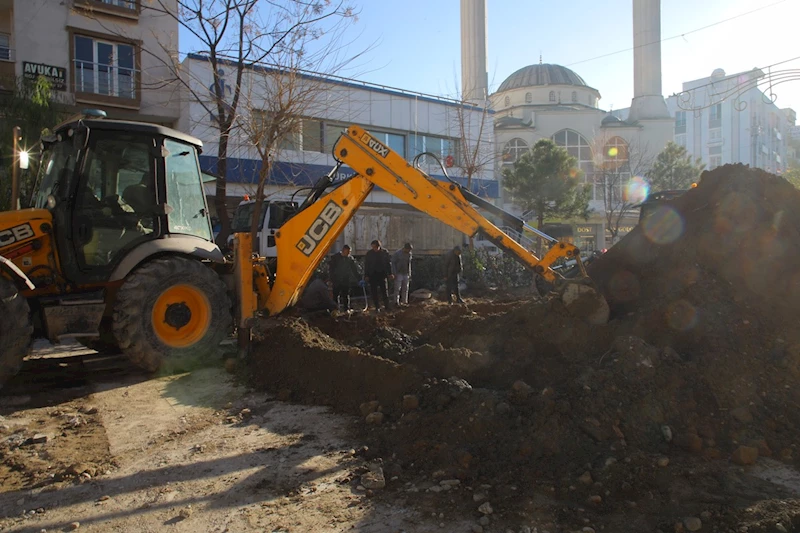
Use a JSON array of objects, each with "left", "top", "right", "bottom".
[
  {"left": 502, "top": 138, "right": 590, "bottom": 232},
  {"left": 646, "top": 141, "right": 705, "bottom": 191}
]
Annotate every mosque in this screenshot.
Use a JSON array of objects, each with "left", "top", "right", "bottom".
[{"left": 461, "top": 0, "right": 674, "bottom": 250}]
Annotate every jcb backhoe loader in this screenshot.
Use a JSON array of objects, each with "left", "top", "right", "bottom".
[{"left": 0, "top": 113, "right": 607, "bottom": 388}]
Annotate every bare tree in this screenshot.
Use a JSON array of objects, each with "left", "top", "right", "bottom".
[
  {"left": 84, "top": 0, "right": 359, "bottom": 246},
  {"left": 450, "top": 97, "right": 496, "bottom": 249},
  {"left": 592, "top": 135, "right": 653, "bottom": 245},
  {"left": 231, "top": 2, "right": 365, "bottom": 251}
]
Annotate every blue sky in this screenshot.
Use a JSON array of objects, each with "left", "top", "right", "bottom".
[{"left": 181, "top": 0, "right": 800, "bottom": 115}]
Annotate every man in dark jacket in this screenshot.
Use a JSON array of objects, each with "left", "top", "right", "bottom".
[
  {"left": 444, "top": 245, "right": 465, "bottom": 304},
  {"left": 298, "top": 274, "right": 337, "bottom": 313},
  {"left": 364, "top": 239, "right": 393, "bottom": 311},
  {"left": 329, "top": 244, "right": 361, "bottom": 310}
]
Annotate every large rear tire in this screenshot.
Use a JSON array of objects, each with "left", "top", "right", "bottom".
[
  {"left": 0, "top": 278, "right": 33, "bottom": 389},
  {"left": 113, "top": 257, "right": 232, "bottom": 374}
]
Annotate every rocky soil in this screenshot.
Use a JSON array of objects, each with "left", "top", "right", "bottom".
[{"left": 243, "top": 165, "right": 800, "bottom": 532}]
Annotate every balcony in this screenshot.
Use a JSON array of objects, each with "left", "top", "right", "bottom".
[
  {"left": 0, "top": 44, "right": 14, "bottom": 91},
  {"left": 73, "top": 59, "right": 139, "bottom": 108},
  {"left": 74, "top": 0, "right": 139, "bottom": 20}
]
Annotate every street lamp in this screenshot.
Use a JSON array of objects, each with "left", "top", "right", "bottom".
[
  {"left": 11, "top": 126, "right": 22, "bottom": 210},
  {"left": 19, "top": 149, "right": 29, "bottom": 170}
]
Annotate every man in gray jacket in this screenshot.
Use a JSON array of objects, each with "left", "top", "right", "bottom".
[{"left": 392, "top": 242, "right": 413, "bottom": 306}]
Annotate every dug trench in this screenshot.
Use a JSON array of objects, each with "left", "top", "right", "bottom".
[{"left": 246, "top": 164, "right": 800, "bottom": 532}]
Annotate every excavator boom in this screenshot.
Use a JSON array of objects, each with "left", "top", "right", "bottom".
[{"left": 235, "top": 125, "right": 608, "bottom": 329}]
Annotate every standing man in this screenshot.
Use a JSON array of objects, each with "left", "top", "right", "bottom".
[
  {"left": 364, "top": 239, "right": 393, "bottom": 312},
  {"left": 444, "top": 245, "right": 465, "bottom": 304},
  {"left": 329, "top": 244, "right": 360, "bottom": 311},
  {"left": 392, "top": 242, "right": 413, "bottom": 306}
]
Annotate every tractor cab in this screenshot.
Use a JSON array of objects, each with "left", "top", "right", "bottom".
[{"left": 33, "top": 110, "right": 216, "bottom": 284}]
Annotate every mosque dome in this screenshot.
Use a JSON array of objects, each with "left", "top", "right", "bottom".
[
  {"left": 601, "top": 113, "right": 623, "bottom": 125},
  {"left": 497, "top": 63, "right": 589, "bottom": 92}
]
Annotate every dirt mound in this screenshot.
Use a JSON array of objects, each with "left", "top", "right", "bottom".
[
  {"left": 245, "top": 166, "right": 800, "bottom": 531},
  {"left": 248, "top": 318, "right": 423, "bottom": 413}
]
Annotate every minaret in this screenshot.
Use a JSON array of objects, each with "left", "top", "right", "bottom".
[
  {"left": 628, "top": 0, "right": 670, "bottom": 121},
  {"left": 460, "top": 0, "right": 488, "bottom": 103}
]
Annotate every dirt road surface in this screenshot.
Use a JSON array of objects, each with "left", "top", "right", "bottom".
[{"left": 0, "top": 342, "right": 471, "bottom": 533}]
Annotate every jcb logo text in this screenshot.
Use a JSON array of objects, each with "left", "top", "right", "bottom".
[
  {"left": 0, "top": 223, "right": 34, "bottom": 248},
  {"left": 361, "top": 133, "right": 389, "bottom": 158},
  {"left": 296, "top": 201, "right": 344, "bottom": 256}
]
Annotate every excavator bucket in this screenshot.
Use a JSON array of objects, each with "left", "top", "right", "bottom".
[
  {"left": 555, "top": 256, "right": 609, "bottom": 325},
  {"left": 559, "top": 280, "right": 610, "bottom": 325}
]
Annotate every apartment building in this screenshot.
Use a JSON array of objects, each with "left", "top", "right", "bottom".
[
  {"left": 666, "top": 68, "right": 794, "bottom": 174},
  {"left": 0, "top": 0, "right": 180, "bottom": 125}
]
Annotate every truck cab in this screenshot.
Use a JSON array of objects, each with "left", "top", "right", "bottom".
[{"left": 229, "top": 198, "right": 299, "bottom": 257}]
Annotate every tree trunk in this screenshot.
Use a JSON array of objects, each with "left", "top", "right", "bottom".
[
  {"left": 536, "top": 212, "right": 545, "bottom": 258},
  {"left": 214, "top": 134, "right": 232, "bottom": 248},
  {"left": 467, "top": 171, "right": 474, "bottom": 251},
  {"left": 250, "top": 159, "right": 272, "bottom": 255}
]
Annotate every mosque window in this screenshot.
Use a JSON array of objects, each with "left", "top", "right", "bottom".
[
  {"left": 549, "top": 91, "right": 555, "bottom": 102},
  {"left": 571, "top": 91, "right": 577, "bottom": 103},
  {"left": 552, "top": 129, "right": 595, "bottom": 198},
  {"left": 601, "top": 136, "right": 629, "bottom": 172},
  {"left": 502, "top": 138, "right": 529, "bottom": 164},
  {"left": 504, "top": 96, "right": 510, "bottom": 107},
  {"left": 525, "top": 92, "right": 532, "bottom": 103}
]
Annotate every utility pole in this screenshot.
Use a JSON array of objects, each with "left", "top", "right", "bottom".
[{"left": 11, "top": 126, "right": 21, "bottom": 210}]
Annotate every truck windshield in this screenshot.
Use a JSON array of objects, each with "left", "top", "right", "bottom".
[
  {"left": 231, "top": 202, "right": 265, "bottom": 232},
  {"left": 33, "top": 140, "right": 79, "bottom": 209}
]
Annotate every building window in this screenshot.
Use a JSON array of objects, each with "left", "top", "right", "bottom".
[
  {"left": 252, "top": 110, "right": 301, "bottom": 151},
  {"left": 410, "top": 133, "right": 455, "bottom": 164},
  {"left": 708, "top": 127, "right": 722, "bottom": 144},
  {"left": 302, "top": 119, "right": 323, "bottom": 152},
  {"left": 549, "top": 91, "right": 555, "bottom": 102},
  {"left": 374, "top": 129, "right": 406, "bottom": 157},
  {"left": 100, "top": 0, "right": 136, "bottom": 7},
  {"left": 525, "top": 92, "right": 532, "bottom": 103},
  {"left": 502, "top": 138, "right": 529, "bottom": 164},
  {"left": 709, "top": 103, "right": 722, "bottom": 128},
  {"left": 675, "top": 133, "right": 687, "bottom": 147},
  {"left": 675, "top": 111, "right": 686, "bottom": 134},
  {"left": 588, "top": 94, "right": 593, "bottom": 106},
  {"left": 74, "top": 35, "right": 136, "bottom": 99},
  {"left": 708, "top": 145, "right": 722, "bottom": 168},
  {"left": 0, "top": 33, "right": 11, "bottom": 61},
  {"left": 571, "top": 91, "right": 577, "bottom": 103},
  {"left": 504, "top": 96, "right": 510, "bottom": 107},
  {"left": 552, "top": 129, "right": 595, "bottom": 198}
]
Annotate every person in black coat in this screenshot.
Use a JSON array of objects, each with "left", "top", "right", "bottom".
[
  {"left": 444, "top": 245, "right": 465, "bottom": 304},
  {"left": 364, "top": 239, "right": 393, "bottom": 311},
  {"left": 329, "top": 244, "right": 361, "bottom": 310}
]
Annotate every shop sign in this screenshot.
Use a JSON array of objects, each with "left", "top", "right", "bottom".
[
  {"left": 23, "top": 62, "right": 66, "bottom": 91},
  {"left": 576, "top": 225, "right": 595, "bottom": 234}
]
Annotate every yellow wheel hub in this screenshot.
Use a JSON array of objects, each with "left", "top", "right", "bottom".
[{"left": 151, "top": 284, "right": 211, "bottom": 348}]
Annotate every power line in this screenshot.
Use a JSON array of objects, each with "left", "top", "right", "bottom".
[{"left": 565, "top": 0, "right": 789, "bottom": 68}]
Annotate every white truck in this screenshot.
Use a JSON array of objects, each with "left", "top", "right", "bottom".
[{"left": 230, "top": 199, "right": 497, "bottom": 257}]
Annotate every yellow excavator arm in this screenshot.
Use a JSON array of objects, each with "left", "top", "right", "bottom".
[{"left": 234, "top": 124, "right": 598, "bottom": 330}]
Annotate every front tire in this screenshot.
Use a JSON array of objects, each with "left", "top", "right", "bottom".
[
  {"left": 0, "top": 278, "right": 33, "bottom": 389},
  {"left": 113, "top": 257, "right": 232, "bottom": 374}
]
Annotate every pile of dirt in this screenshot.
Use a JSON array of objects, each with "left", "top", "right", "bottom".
[
  {"left": 248, "top": 318, "right": 423, "bottom": 413},
  {"left": 247, "top": 165, "right": 800, "bottom": 531}
]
